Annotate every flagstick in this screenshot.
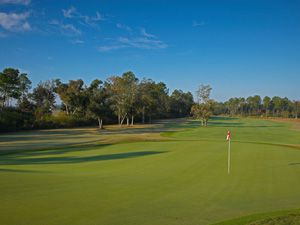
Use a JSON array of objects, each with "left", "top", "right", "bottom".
[{"left": 228, "top": 139, "right": 231, "bottom": 175}]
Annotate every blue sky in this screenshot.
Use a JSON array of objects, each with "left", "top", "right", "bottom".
[{"left": 0, "top": 0, "right": 299, "bottom": 101}]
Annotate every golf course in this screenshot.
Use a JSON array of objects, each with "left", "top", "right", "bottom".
[{"left": 0, "top": 117, "right": 299, "bottom": 225}]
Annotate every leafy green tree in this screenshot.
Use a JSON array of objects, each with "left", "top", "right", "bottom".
[
  {"left": 293, "top": 101, "right": 299, "bottom": 119},
  {"left": 106, "top": 72, "right": 138, "bottom": 126},
  {"left": 137, "top": 79, "right": 156, "bottom": 123},
  {"left": 191, "top": 84, "right": 213, "bottom": 126},
  {"left": 86, "top": 79, "right": 108, "bottom": 129},
  {"left": 246, "top": 95, "right": 262, "bottom": 115},
  {"left": 31, "top": 80, "right": 56, "bottom": 119},
  {"left": 272, "top": 96, "right": 283, "bottom": 117},
  {"left": 191, "top": 100, "right": 214, "bottom": 126},
  {"left": 55, "top": 79, "right": 88, "bottom": 115},
  {"left": 0, "top": 68, "right": 31, "bottom": 107},
  {"left": 263, "top": 96, "right": 271, "bottom": 117},
  {"left": 196, "top": 84, "right": 212, "bottom": 104},
  {"left": 169, "top": 89, "right": 194, "bottom": 117}
]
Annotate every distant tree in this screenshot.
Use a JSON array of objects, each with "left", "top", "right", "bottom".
[
  {"left": 31, "top": 80, "right": 56, "bottom": 119},
  {"left": 246, "top": 95, "right": 262, "bottom": 116},
  {"left": 0, "top": 68, "right": 31, "bottom": 107},
  {"left": 226, "top": 98, "right": 240, "bottom": 116},
  {"left": 169, "top": 89, "right": 194, "bottom": 117},
  {"left": 191, "top": 100, "right": 214, "bottom": 126},
  {"left": 293, "top": 100, "right": 299, "bottom": 119},
  {"left": 86, "top": 79, "right": 108, "bottom": 129},
  {"left": 272, "top": 96, "right": 283, "bottom": 117},
  {"left": 263, "top": 96, "right": 271, "bottom": 117},
  {"left": 55, "top": 79, "right": 88, "bottom": 115},
  {"left": 137, "top": 79, "right": 156, "bottom": 123},
  {"left": 196, "top": 84, "right": 212, "bottom": 104},
  {"left": 106, "top": 72, "right": 138, "bottom": 126},
  {"left": 191, "top": 84, "right": 213, "bottom": 126}
]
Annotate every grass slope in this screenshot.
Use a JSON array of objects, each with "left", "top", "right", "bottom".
[{"left": 0, "top": 117, "right": 300, "bottom": 225}]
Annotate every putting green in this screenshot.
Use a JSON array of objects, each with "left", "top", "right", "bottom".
[{"left": 0, "top": 117, "right": 299, "bottom": 225}]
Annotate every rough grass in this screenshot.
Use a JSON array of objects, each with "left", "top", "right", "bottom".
[{"left": 0, "top": 117, "right": 300, "bottom": 225}]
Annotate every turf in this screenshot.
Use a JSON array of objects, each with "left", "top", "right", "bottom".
[{"left": 0, "top": 117, "right": 300, "bottom": 225}]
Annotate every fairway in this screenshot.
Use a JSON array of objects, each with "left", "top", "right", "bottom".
[{"left": 0, "top": 117, "right": 300, "bottom": 225}]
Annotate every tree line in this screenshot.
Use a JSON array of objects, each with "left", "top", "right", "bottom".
[
  {"left": 214, "top": 95, "right": 299, "bottom": 118},
  {"left": 0, "top": 68, "right": 194, "bottom": 131},
  {"left": 0, "top": 68, "right": 298, "bottom": 131}
]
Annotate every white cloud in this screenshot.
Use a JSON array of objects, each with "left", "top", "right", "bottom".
[
  {"left": 98, "top": 31, "right": 167, "bottom": 52},
  {"left": 62, "top": 6, "right": 76, "bottom": 18},
  {"left": 140, "top": 28, "right": 156, "bottom": 38},
  {"left": 116, "top": 23, "right": 131, "bottom": 32},
  {"left": 71, "top": 39, "right": 84, "bottom": 44},
  {"left": 98, "top": 45, "right": 126, "bottom": 52},
  {"left": 0, "top": 12, "right": 31, "bottom": 31},
  {"left": 0, "top": 0, "right": 30, "bottom": 5},
  {"left": 49, "top": 20, "right": 81, "bottom": 36},
  {"left": 192, "top": 20, "right": 206, "bottom": 27},
  {"left": 94, "top": 11, "right": 104, "bottom": 21},
  {"left": 62, "top": 24, "right": 81, "bottom": 35},
  {"left": 62, "top": 6, "right": 106, "bottom": 27},
  {"left": 119, "top": 36, "right": 167, "bottom": 49}
]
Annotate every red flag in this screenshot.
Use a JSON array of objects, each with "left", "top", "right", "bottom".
[{"left": 226, "top": 131, "right": 231, "bottom": 141}]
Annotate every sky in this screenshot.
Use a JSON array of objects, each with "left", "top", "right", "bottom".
[{"left": 0, "top": 0, "right": 299, "bottom": 101}]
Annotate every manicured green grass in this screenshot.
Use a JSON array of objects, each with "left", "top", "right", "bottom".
[
  {"left": 0, "top": 117, "right": 300, "bottom": 225},
  {"left": 212, "top": 209, "right": 300, "bottom": 225}
]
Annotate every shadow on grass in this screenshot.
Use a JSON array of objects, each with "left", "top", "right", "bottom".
[
  {"left": 289, "top": 162, "right": 300, "bottom": 166},
  {"left": 208, "top": 121, "right": 244, "bottom": 127},
  {"left": 0, "top": 141, "right": 111, "bottom": 156},
  {"left": 0, "top": 151, "right": 166, "bottom": 165},
  {"left": 210, "top": 116, "right": 239, "bottom": 121},
  {"left": 208, "top": 121, "right": 282, "bottom": 128},
  {"left": 0, "top": 168, "right": 46, "bottom": 173}
]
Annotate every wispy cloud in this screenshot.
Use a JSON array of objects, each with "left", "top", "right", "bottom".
[
  {"left": 71, "top": 39, "right": 84, "bottom": 44},
  {"left": 192, "top": 20, "right": 206, "bottom": 27},
  {"left": 118, "top": 36, "right": 167, "bottom": 49},
  {"left": 62, "top": 6, "right": 76, "bottom": 18},
  {"left": 98, "top": 28, "right": 167, "bottom": 52},
  {"left": 0, "top": 12, "right": 31, "bottom": 32},
  {"left": 62, "top": 6, "right": 105, "bottom": 27},
  {"left": 0, "top": 0, "right": 30, "bottom": 5},
  {"left": 116, "top": 23, "right": 131, "bottom": 32},
  {"left": 140, "top": 28, "right": 156, "bottom": 38},
  {"left": 49, "top": 19, "right": 81, "bottom": 36},
  {"left": 98, "top": 45, "right": 126, "bottom": 52}
]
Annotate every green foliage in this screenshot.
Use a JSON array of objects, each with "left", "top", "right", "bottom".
[
  {"left": 0, "top": 107, "right": 35, "bottom": 131},
  {"left": 196, "top": 84, "right": 212, "bottom": 103},
  {"left": 1, "top": 67, "right": 299, "bottom": 132},
  {"left": 191, "top": 101, "right": 214, "bottom": 126},
  {"left": 219, "top": 95, "right": 298, "bottom": 118},
  {"left": 191, "top": 84, "right": 213, "bottom": 126},
  {"left": 105, "top": 71, "right": 139, "bottom": 126},
  {"left": 169, "top": 89, "right": 194, "bottom": 118},
  {"left": 0, "top": 68, "right": 31, "bottom": 107},
  {"left": 31, "top": 80, "right": 56, "bottom": 118},
  {"left": 34, "top": 112, "right": 92, "bottom": 129}
]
